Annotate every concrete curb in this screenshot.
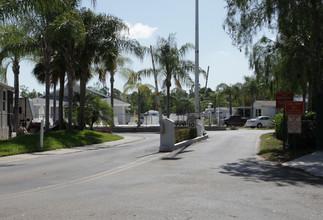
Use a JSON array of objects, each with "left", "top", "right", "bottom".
[{"left": 174, "top": 134, "right": 209, "bottom": 150}]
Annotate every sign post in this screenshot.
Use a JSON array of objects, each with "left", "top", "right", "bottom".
[
  {"left": 276, "top": 91, "right": 293, "bottom": 149},
  {"left": 187, "top": 115, "right": 196, "bottom": 128}
]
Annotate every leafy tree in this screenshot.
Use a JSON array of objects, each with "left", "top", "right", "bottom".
[
  {"left": 224, "top": 0, "right": 322, "bottom": 96},
  {"left": 20, "top": 85, "right": 42, "bottom": 98}
]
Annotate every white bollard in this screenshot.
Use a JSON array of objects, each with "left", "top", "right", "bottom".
[{"left": 160, "top": 118, "right": 174, "bottom": 152}]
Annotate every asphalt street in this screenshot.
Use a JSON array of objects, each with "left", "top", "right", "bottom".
[{"left": 0, "top": 130, "right": 322, "bottom": 220}]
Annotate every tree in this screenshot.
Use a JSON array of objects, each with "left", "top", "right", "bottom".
[
  {"left": 51, "top": 9, "right": 86, "bottom": 129},
  {"left": 242, "top": 76, "right": 259, "bottom": 118},
  {"left": 32, "top": 52, "right": 66, "bottom": 126},
  {"left": 121, "top": 68, "right": 154, "bottom": 127},
  {"left": 0, "top": 23, "right": 33, "bottom": 134},
  {"left": 77, "top": 8, "right": 138, "bottom": 130},
  {"left": 88, "top": 82, "right": 109, "bottom": 96},
  {"left": 216, "top": 83, "right": 234, "bottom": 115},
  {"left": 151, "top": 33, "right": 196, "bottom": 118},
  {"left": 72, "top": 92, "right": 113, "bottom": 129},
  {"left": 20, "top": 85, "right": 42, "bottom": 98},
  {"left": 94, "top": 37, "right": 144, "bottom": 115}
]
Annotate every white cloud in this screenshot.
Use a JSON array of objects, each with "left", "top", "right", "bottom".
[{"left": 124, "top": 22, "right": 158, "bottom": 39}]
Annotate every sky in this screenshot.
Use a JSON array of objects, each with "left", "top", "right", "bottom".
[{"left": 6, "top": 0, "right": 262, "bottom": 94}]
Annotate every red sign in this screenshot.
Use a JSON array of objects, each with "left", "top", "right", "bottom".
[
  {"left": 285, "top": 101, "right": 304, "bottom": 115},
  {"left": 276, "top": 91, "right": 293, "bottom": 109}
]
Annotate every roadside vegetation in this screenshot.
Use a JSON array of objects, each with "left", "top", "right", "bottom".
[
  {"left": 259, "top": 133, "right": 315, "bottom": 163},
  {"left": 259, "top": 133, "right": 313, "bottom": 163},
  {"left": 259, "top": 112, "right": 317, "bottom": 163},
  {"left": 0, "top": 130, "right": 123, "bottom": 157}
]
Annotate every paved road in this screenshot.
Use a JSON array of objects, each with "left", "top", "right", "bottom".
[{"left": 0, "top": 130, "right": 322, "bottom": 220}]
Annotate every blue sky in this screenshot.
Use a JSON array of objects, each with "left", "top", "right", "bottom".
[{"left": 7, "top": 0, "right": 261, "bottom": 94}]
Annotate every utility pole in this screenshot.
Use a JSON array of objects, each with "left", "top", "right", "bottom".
[
  {"left": 204, "top": 66, "right": 210, "bottom": 97},
  {"left": 194, "top": 0, "right": 199, "bottom": 118}
]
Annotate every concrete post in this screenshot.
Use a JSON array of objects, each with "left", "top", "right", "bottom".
[
  {"left": 196, "top": 116, "right": 205, "bottom": 136},
  {"left": 160, "top": 118, "right": 174, "bottom": 152}
]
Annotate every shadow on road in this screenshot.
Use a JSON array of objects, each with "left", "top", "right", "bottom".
[
  {"left": 220, "top": 157, "right": 323, "bottom": 187},
  {"left": 161, "top": 147, "right": 194, "bottom": 161}
]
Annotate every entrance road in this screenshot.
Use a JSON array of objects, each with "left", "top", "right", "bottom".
[{"left": 0, "top": 130, "right": 322, "bottom": 219}]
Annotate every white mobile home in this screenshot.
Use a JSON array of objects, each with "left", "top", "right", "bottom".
[
  {"left": 252, "top": 101, "right": 276, "bottom": 118},
  {"left": 31, "top": 85, "right": 130, "bottom": 126}
]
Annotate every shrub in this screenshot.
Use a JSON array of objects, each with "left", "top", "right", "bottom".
[
  {"left": 288, "top": 112, "right": 316, "bottom": 150},
  {"left": 274, "top": 113, "right": 287, "bottom": 141},
  {"left": 174, "top": 120, "right": 187, "bottom": 127},
  {"left": 174, "top": 128, "right": 197, "bottom": 143},
  {"left": 275, "top": 112, "right": 317, "bottom": 150}
]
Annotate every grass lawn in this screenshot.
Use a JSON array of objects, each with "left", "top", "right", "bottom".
[
  {"left": 259, "top": 132, "right": 314, "bottom": 163},
  {"left": 0, "top": 129, "right": 123, "bottom": 157}
]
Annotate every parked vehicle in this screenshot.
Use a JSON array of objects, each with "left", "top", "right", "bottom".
[
  {"left": 245, "top": 116, "right": 273, "bottom": 128},
  {"left": 224, "top": 115, "right": 247, "bottom": 126}
]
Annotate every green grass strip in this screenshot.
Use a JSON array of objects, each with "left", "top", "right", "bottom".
[
  {"left": 259, "top": 132, "right": 314, "bottom": 163},
  {"left": 0, "top": 130, "right": 123, "bottom": 157}
]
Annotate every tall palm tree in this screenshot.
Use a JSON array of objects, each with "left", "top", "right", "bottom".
[
  {"left": 51, "top": 9, "right": 86, "bottom": 129},
  {"left": 121, "top": 68, "right": 154, "bottom": 127},
  {"left": 151, "top": 33, "right": 197, "bottom": 118},
  {"left": 95, "top": 39, "right": 144, "bottom": 112},
  {"left": 76, "top": 8, "right": 131, "bottom": 130}
]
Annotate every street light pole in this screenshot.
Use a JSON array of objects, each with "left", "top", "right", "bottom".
[{"left": 194, "top": 0, "right": 200, "bottom": 118}]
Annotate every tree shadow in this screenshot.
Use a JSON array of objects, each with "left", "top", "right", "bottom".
[{"left": 220, "top": 157, "right": 323, "bottom": 187}]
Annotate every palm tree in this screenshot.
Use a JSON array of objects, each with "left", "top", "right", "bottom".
[
  {"left": 76, "top": 9, "right": 133, "bottom": 130},
  {"left": 94, "top": 39, "right": 144, "bottom": 112},
  {"left": 121, "top": 68, "right": 154, "bottom": 127},
  {"left": 32, "top": 52, "right": 65, "bottom": 126},
  {"left": 243, "top": 76, "right": 259, "bottom": 118},
  {"left": 51, "top": 9, "right": 86, "bottom": 129},
  {"left": 151, "top": 33, "right": 197, "bottom": 118},
  {"left": 0, "top": 24, "right": 33, "bottom": 134},
  {"left": 216, "top": 83, "right": 234, "bottom": 115}
]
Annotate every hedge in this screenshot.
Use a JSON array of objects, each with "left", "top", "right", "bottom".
[{"left": 175, "top": 128, "right": 197, "bottom": 143}]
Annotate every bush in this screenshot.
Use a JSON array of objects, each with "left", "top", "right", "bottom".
[
  {"left": 174, "top": 128, "right": 197, "bottom": 143},
  {"left": 174, "top": 120, "right": 187, "bottom": 127},
  {"left": 288, "top": 112, "right": 316, "bottom": 150},
  {"left": 275, "top": 112, "right": 317, "bottom": 150},
  {"left": 274, "top": 113, "right": 287, "bottom": 141}
]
